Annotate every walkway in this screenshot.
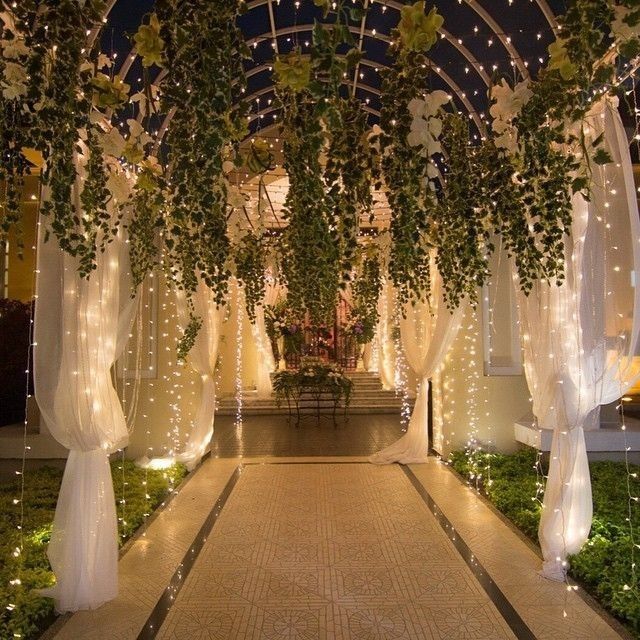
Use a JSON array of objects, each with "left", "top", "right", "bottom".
[{"left": 46, "top": 416, "right": 627, "bottom": 640}]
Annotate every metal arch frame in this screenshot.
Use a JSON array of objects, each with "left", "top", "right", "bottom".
[
  {"left": 352, "top": 0, "right": 370, "bottom": 96},
  {"left": 247, "top": 101, "right": 381, "bottom": 126},
  {"left": 97, "top": 0, "right": 558, "bottom": 85},
  {"left": 122, "top": 46, "right": 486, "bottom": 146},
  {"left": 242, "top": 57, "right": 487, "bottom": 134},
  {"left": 242, "top": 0, "right": 558, "bottom": 80}
]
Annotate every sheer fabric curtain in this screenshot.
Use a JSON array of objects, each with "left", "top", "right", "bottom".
[
  {"left": 175, "top": 279, "right": 225, "bottom": 470},
  {"left": 34, "top": 194, "right": 137, "bottom": 612},
  {"left": 376, "top": 279, "right": 396, "bottom": 391},
  {"left": 517, "top": 96, "right": 640, "bottom": 579},
  {"left": 252, "top": 275, "right": 281, "bottom": 398},
  {"left": 370, "top": 268, "right": 464, "bottom": 464}
]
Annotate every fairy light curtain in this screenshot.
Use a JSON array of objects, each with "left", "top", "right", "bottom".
[
  {"left": 517, "top": 96, "right": 640, "bottom": 580},
  {"left": 252, "top": 274, "right": 281, "bottom": 398},
  {"left": 376, "top": 278, "right": 397, "bottom": 390},
  {"left": 175, "top": 279, "right": 225, "bottom": 470},
  {"left": 33, "top": 196, "right": 137, "bottom": 612},
  {"left": 370, "top": 264, "right": 465, "bottom": 464}
]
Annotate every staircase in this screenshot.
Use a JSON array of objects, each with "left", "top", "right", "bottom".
[{"left": 216, "top": 371, "right": 409, "bottom": 416}]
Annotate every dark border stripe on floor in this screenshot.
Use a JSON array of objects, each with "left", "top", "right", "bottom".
[
  {"left": 136, "top": 464, "right": 243, "bottom": 640},
  {"left": 401, "top": 465, "right": 537, "bottom": 640}
]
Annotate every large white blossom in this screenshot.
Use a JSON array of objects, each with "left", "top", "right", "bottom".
[
  {"left": 2, "top": 60, "right": 27, "bottom": 99},
  {"left": 1, "top": 38, "right": 28, "bottom": 60},
  {"left": 406, "top": 90, "right": 450, "bottom": 158},
  {"left": 489, "top": 78, "right": 532, "bottom": 155}
]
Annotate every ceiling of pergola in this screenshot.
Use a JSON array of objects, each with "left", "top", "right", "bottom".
[{"left": 99, "top": 0, "right": 568, "bottom": 228}]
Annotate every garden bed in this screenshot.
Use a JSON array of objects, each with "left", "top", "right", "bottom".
[
  {"left": 449, "top": 449, "right": 640, "bottom": 637},
  {"left": 0, "top": 460, "right": 187, "bottom": 640}
]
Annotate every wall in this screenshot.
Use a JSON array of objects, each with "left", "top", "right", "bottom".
[{"left": 433, "top": 246, "right": 532, "bottom": 457}]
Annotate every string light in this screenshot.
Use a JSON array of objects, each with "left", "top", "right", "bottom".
[
  {"left": 392, "top": 293, "right": 411, "bottom": 428},
  {"left": 235, "top": 280, "right": 244, "bottom": 429}
]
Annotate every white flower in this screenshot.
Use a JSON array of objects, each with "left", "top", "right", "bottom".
[
  {"left": 97, "top": 53, "right": 113, "bottom": 69},
  {"left": 1, "top": 39, "right": 29, "bottom": 60},
  {"left": 222, "top": 160, "right": 235, "bottom": 174},
  {"left": 227, "top": 185, "right": 247, "bottom": 209},
  {"left": 489, "top": 79, "right": 531, "bottom": 155},
  {"left": 408, "top": 97, "right": 427, "bottom": 119},
  {"left": 127, "top": 119, "right": 152, "bottom": 146},
  {"left": 489, "top": 78, "right": 531, "bottom": 123},
  {"left": 423, "top": 90, "right": 450, "bottom": 117},
  {"left": 2, "top": 61, "right": 27, "bottom": 99},
  {"left": 107, "top": 168, "right": 133, "bottom": 203},
  {"left": 612, "top": 6, "right": 640, "bottom": 42},
  {"left": 407, "top": 91, "right": 449, "bottom": 158},
  {"left": 99, "top": 127, "right": 127, "bottom": 158}
]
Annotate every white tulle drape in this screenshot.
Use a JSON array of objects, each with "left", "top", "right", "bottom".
[
  {"left": 252, "top": 275, "right": 281, "bottom": 398},
  {"left": 376, "top": 279, "right": 396, "bottom": 390},
  {"left": 370, "top": 270, "right": 464, "bottom": 464},
  {"left": 517, "top": 96, "right": 640, "bottom": 580},
  {"left": 34, "top": 204, "right": 137, "bottom": 612},
  {"left": 175, "top": 280, "right": 225, "bottom": 470}
]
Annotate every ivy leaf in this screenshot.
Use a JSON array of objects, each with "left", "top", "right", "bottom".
[
  {"left": 619, "top": 38, "right": 640, "bottom": 59},
  {"left": 571, "top": 175, "right": 589, "bottom": 194},
  {"left": 592, "top": 148, "right": 613, "bottom": 165}
]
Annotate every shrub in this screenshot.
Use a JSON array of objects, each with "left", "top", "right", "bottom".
[
  {"left": 449, "top": 449, "right": 640, "bottom": 637},
  {"left": 0, "top": 459, "right": 187, "bottom": 640}
]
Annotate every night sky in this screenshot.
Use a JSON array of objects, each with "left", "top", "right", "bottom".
[{"left": 100, "top": 0, "right": 573, "bottom": 140}]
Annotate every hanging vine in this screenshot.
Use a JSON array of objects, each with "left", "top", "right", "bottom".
[
  {"left": 273, "top": 0, "right": 368, "bottom": 321},
  {"left": 155, "top": 0, "right": 250, "bottom": 304},
  {"left": 0, "top": 0, "right": 123, "bottom": 276},
  {"left": 324, "top": 97, "right": 374, "bottom": 286},
  {"left": 436, "top": 113, "right": 491, "bottom": 308},
  {"left": 277, "top": 88, "right": 340, "bottom": 323},
  {"left": 351, "top": 253, "right": 383, "bottom": 330},
  {"left": 487, "top": 0, "right": 640, "bottom": 292},
  {"left": 374, "top": 2, "right": 445, "bottom": 308}
]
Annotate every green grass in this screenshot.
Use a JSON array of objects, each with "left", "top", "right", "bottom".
[
  {"left": 0, "top": 459, "right": 187, "bottom": 640},
  {"left": 449, "top": 449, "right": 640, "bottom": 636}
]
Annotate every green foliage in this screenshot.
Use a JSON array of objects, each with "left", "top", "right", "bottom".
[
  {"left": 349, "top": 254, "right": 382, "bottom": 343},
  {"left": 155, "top": 0, "right": 250, "bottom": 305},
  {"left": 449, "top": 450, "right": 640, "bottom": 636},
  {"left": 324, "top": 97, "right": 374, "bottom": 285},
  {"left": 375, "top": 47, "right": 438, "bottom": 307},
  {"left": 275, "top": 1, "right": 368, "bottom": 323},
  {"left": 127, "top": 162, "right": 166, "bottom": 289},
  {"left": 436, "top": 113, "right": 491, "bottom": 308},
  {"left": 176, "top": 312, "right": 202, "bottom": 362},
  {"left": 234, "top": 231, "right": 266, "bottom": 323},
  {"left": 278, "top": 90, "right": 341, "bottom": 324},
  {"left": 0, "top": 0, "right": 121, "bottom": 277},
  {"left": 0, "top": 460, "right": 187, "bottom": 640}
]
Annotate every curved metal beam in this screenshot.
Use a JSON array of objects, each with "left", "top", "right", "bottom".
[{"left": 242, "top": 58, "right": 486, "bottom": 135}]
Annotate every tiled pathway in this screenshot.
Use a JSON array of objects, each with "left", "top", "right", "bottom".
[{"left": 50, "top": 457, "right": 626, "bottom": 640}]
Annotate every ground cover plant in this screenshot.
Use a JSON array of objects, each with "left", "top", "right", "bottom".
[
  {"left": 0, "top": 460, "right": 187, "bottom": 639},
  {"left": 449, "top": 448, "right": 640, "bottom": 636}
]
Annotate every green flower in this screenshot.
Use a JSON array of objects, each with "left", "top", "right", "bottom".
[
  {"left": 91, "top": 73, "right": 130, "bottom": 110},
  {"left": 247, "top": 138, "right": 274, "bottom": 174},
  {"left": 398, "top": 2, "right": 443, "bottom": 52},
  {"left": 273, "top": 50, "right": 311, "bottom": 92},
  {"left": 313, "top": 0, "right": 331, "bottom": 14},
  {"left": 123, "top": 140, "right": 144, "bottom": 164},
  {"left": 133, "top": 13, "right": 164, "bottom": 68},
  {"left": 547, "top": 39, "right": 576, "bottom": 81}
]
